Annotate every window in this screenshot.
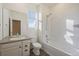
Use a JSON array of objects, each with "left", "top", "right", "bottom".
[
  {"left": 38, "top": 12, "right": 42, "bottom": 31},
  {"left": 28, "top": 10, "right": 38, "bottom": 29},
  {"left": 64, "top": 19, "right": 74, "bottom": 45}
]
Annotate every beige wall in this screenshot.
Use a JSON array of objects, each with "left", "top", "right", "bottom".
[
  {"left": 9, "top": 10, "right": 28, "bottom": 36},
  {"left": 2, "top": 3, "right": 39, "bottom": 38},
  {"left": 0, "top": 4, "right": 2, "bottom": 40}
]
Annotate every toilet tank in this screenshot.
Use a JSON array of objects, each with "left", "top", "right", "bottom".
[
  {"left": 31, "top": 36, "right": 37, "bottom": 43},
  {"left": 28, "top": 28, "right": 38, "bottom": 43}
]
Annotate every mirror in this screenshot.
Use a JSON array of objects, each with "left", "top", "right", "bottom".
[
  {"left": 12, "top": 20, "right": 21, "bottom": 35},
  {"left": 9, "top": 19, "right": 21, "bottom": 36}
]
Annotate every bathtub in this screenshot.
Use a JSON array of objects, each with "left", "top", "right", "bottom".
[{"left": 41, "top": 40, "right": 70, "bottom": 56}]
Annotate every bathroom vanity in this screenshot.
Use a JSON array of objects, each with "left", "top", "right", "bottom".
[
  {"left": 0, "top": 7, "right": 31, "bottom": 56},
  {"left": 0, "top": 36, "right": 31, "bottom": 56}
]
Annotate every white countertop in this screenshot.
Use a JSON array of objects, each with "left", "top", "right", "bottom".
[{"left": 0, "top": 36, "right": 31, "bottom": 44}]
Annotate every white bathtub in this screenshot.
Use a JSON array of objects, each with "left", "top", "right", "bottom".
[{"left": 41, "top": 40, "right": 70, "bottom": 56}]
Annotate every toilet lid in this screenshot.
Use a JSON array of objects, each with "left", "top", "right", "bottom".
[{"left": 33, "top": 43, "right": 42, "bottom": 48}]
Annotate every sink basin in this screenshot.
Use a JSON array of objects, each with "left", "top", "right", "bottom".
[
  {"left": 10, "top": 37, "right": 20, "bottom": 40},
  {"left": 10, "top": 35, "right": 27, "bottom": 40},
  {"left": 20, "top": 36, "right": 26, "bottom": 39},
  {"left": 10, "top": 35, "right": 20, "bottom": 38}
]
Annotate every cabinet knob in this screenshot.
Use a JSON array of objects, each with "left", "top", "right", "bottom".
[
  {"left": 25, "top": 49, "right": 28, "bottom": 52},
  {"left": 19, "top": 46, "right": 21, "bottom": 48},
  {"left": 25, "top": 45, "right": 27, "bottom": 47}
]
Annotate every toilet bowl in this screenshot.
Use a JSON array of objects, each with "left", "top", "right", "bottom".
[
  {"left": 30, "top": 36, "right": 42, "bottom": 55},
  {"left": 32, "top": 42, "right": 42, "bottom": 55}
]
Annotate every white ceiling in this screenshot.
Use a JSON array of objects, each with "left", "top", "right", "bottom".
[
  {"left": 2, "top": 3, "right": 57, "bottom": 13},
  {"left": 41, "top": 3, "right": 57, "bottom": 7},
  {"left": 3, "top": 3, "right": 28, "bottom": 13}
]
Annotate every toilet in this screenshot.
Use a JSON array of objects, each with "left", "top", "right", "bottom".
[
  {"left": 32, "top": 42, "right": 42, "bottom": 55},
  {"left": 31, "top": 37, "right": 42, "bottom": 56}
]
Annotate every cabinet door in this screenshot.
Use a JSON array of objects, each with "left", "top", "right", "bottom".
[
  {"left": 1, "top": 46, "right": 22, "bottom": 56},
  {"left": 1, "top": 42, "right": 22, "bottom": 56},
  {"left": 3, "top": 8, "right": 9, "bottom": 38},
  {"left": 0, "top": 8, "right": 2, "bottom": 40}
]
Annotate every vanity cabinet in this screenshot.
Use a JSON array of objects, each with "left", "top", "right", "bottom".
[{"left": 0, "top": 40, "right": 31, "bottom": 56}]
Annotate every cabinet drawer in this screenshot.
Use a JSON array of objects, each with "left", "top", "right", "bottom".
[
  {"left": 1, "top": 42, "right": 22, "bottom": 49},
  {"left": 23, "top": 44, "right": 30, "bottom": 49},
  {"left": 22, "top": 40, "right": 30, "bottom": 44},
  {"left": 22, "top": 40, "right": 30, "bottom": 48},
  {"left": 23, "top": 49, "right": 30, "bottom": 56}
]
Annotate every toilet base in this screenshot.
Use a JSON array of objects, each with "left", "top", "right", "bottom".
[{"left": 33, "top": 48, "right": 40, "bottom": 56}]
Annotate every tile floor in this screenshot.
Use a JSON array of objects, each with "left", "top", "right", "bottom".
[{"left": 30, "top": 49, "right": 49, "bottom": 56}]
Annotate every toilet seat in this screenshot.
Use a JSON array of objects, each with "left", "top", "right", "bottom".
[{"left": 32, "top": 42, "right": 42, "bottom": 48}]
